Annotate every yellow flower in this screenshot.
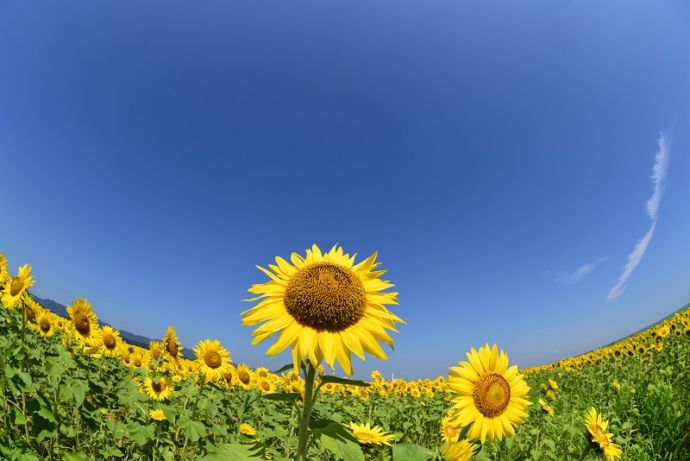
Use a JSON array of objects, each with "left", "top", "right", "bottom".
[
  {"left": 66, "top": 299, "right": 101, "bottom": 347},
  {"left": 100, "top": 326, "right": 121, "bottom": 356},
  {"left": 548, "top": 378, "right": 558, "bottom": 390},
  {"left": 162, "top": 326, "right": 182, "bottom": 359},
  {"left": 546, "top": 390, "right": 557, "bottom": 402},
  {"left": 611, "top": 380, "right": 621, "bottom": 391},
  {"left": 236, "top": 364, "right": 254, "bottom": 389},
  {"left": 144, "top": 377, "right": 173, "bottom": 401},
  {"left": 239, "top": 423, "right": 257, "bottom": 436},
  {"left": 441, "top": 416, "right": 461, "bottom": 443},
  {"left": 447, "top": 344, "right": 531, "bottom": 443},
  {"left": 257, "top": 377, "right": 275, "bottom": 394},
  {"left": 538, "top": 398, "right": 554, "bottom": 415},
  {"left": 442, "top": 439, "right": 476, "bottom": 461},
  {"left": 348, "top": 422, "right": 395, "bottom": 446},
  {"left": 0, "top": 252, "right": 9, "bottom": 285},
  {"left": 242, "top": 244, "right": 403, "bottom": 374},
  {"left": 193, "top": 339, "right": 232, "bottom": 383},
  {"left": 34, "top": 311, "right": 56, "bottom": 337},
  {"left": 149, "top": 340, "right": 164, "bottom": 361},
  {"left": 585, "top": 408, "right": 622, "bottom": 461},
  {"left": 150, "top": 409, "right": 167, "bottom": 421},
  {"left": 1, "top": 265, "right": 34, "bottom": 309}
]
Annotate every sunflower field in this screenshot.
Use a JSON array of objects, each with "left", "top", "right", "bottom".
[{"left": 1, "top": 247, "right": 689, "bottom": 461}]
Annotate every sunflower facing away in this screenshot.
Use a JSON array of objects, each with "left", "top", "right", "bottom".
[
  {"left": 193, "top": 339, "right": 232, "bottom": 383},
  {"left": 585, "top": 407, "right": 622, "bottom": 461},
  {"left": 66, "top": 298, "right": 100, "bottom": 346},
  {"left": 1, "top": 264, "right": 34, "bottom": 309},
  {"left": 242, "top": 244, "right": 403, "bottom": 374},
  {"left": 447, "top": 344, "right": 531, "bottom": 443},
  {"left": 348, "top": 422, "right": 395, "bottom": 446}
]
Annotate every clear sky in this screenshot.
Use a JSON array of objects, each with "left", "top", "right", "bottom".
[{"left": 1, "top": 1, "right": 689, "bottom": 379}]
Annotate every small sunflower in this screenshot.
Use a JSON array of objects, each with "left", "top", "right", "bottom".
[
  {"left": 348, "top": 422, "right": 395, "bottom": 446},
  {"left": 66, "top": 298, "right": 100, "bottom": 346},
  {"left": 193, "top": 339, "right": 232, "bottom": 383},
  {"left": 548, "top": 378, "right": 558, "bottom": 390},
  {"left": 144, "top": 377, "right": 173, "bottom": 401},
  {"left": 162, "top": 326, "right": 182, "bottom": 359},
  {"left": 585, "top": 408, "right": 622, "bottom": 461},
  {"left": 441, "top": 416, "right": 461, "bottom": 443},
  {"left": 100, "top": 326, "right": 121, "bottom": 356},
  {"left": 447, "top": 344, "right": 531, "bottom": 443},
  {"left": 442, "top": 439, "right": 476, "bottom": 461},
  {"left": 236, "top": 364, "right": 254, "bottom": 389},
  {"left": 34, "top": 311, "right": 56, "bottom": 337},
  {"left": 239, "top": 423, "right": 257, "bottom": 436},
  {"left": 257, "top": 377, "right": 275, "bottom": 394},
  {"left": 538, "top": 398, "right": 554, "bottom": 415},
  {"left": 0, "top": 252, "right": 9, "bottom": 285},
  {"left": 149, "top": 341, "right": 164, "bottom": 361},
  {"left": 242, "top": 244, "right": 403, "bottom": 374},
  {"left": 150, "top": 409, "right": 167, "bottom": 422},
  {"left": 2, "top": 265, "right": 34, "bottom": 309}
]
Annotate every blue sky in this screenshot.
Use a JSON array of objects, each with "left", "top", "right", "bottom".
[{"left": 1, "top": 1, "right": 689, "bottom": 379}]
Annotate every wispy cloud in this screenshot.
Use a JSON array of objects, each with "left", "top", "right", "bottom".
[
  {"left": 607, "top": 132, "right": 671, "bottom": 302},
  {"left": 557, "top": 256, "right": 608, "bottom": 285}
]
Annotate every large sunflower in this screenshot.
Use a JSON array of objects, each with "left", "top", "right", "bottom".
[
  {"left": 242, "top": 244, "right": 402, "bottom": 374},
  {"left": 193, "top": 339, "right": 232, "bottom": 383},
  {"left": 2, "top": 265, "right": 34, "bottom": 309},
  {"left": 447, "top": 344, "right": 530, "bottom": 443},
  {"left": 66, "top": 299, "right": 101, "bottom": 346},
  {"left": 585, "top": 408, "right": 622, "bottom": 461}
]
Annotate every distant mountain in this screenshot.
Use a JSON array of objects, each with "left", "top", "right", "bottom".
[{"left": 31, "top": 294, "right": 193, "bottom": 358}]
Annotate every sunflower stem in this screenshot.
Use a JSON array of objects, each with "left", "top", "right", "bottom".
[
  {"left": 296, "top": 361, "right": 317, "bottom": 461},
  {"left": 578, "top": 443, "right": 592, "bottom": 461}
]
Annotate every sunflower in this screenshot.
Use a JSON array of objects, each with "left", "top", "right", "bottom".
[
  {"left": 34, "top": 311, "right": 56, "bottom": 337},
  {"left": 66, "top": 298, "right": 101, "bottom": 346},
  {"left": 100, "top": 326, "right": 122, "bottom": 356},
  {"left": 348, "top": 422, "right": 395, "bottom": 446},
  {"left": 1, "top": 265, "right": 34, "bottom": 309},
  {"left": 162, "top": 326, "right": 182, "bottom": 359},
  {"left": 150, "top": 409, "right": 167, "bottom": 422},
  {"left": 548, "top": 379, "right": 558, "bottom": 390},
  {"left": 144, "top": 377, "right": 173, "bottom": 401},
  {"left": 538, "top": 398, "right": 554, "bottom": 415},
  {"left": 442, "top": 439, "right": 476, "bottom": 461},
  {"left": 236, "top": 364, "right": 254, "bottom": 389},
  {"left": 585, "top": 408, "right": 622, "bottom": 460},
  {"left": 257, "top": 377, "right": 275, "bottom": 394},
  {"left": 149, "top": 341, "right": 163, "bottom": 361},
  {"left": 0, "top": 252, "right": 9, "bottom": 285},
  {"left": 193, "top": 339, "right": 232, "bottom": 383},
  {"left": 447, "top": 344, "right": 531, "bottom": 443},
  {"left": 239, "top": 423, "right": 257, "bottom": 436},
  {"left": 441, "top": 416, "right": 461, "bottom": 442},
  {"left": 242, "top": 244, "right": 403, "bottom": 374}
]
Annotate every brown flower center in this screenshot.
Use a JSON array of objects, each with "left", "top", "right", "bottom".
[
  {"left": 166, "top": 339, "right": 179, "bottom": 357},
  {"left": 472, "top": 373, "right": 511, "bottom": 418},
  {"left": 10, "top": 277, "right": 24, "bottom": 296},
  {"left": 151, "top": 379, "right": 166, "bottom": 393},
  {"left": 204, "top": 350, "right": 222, "bottom": 368},
  {"left": 40, "top": 318, "right": 51, "bottom": 333},
  {"left": 238, "top": 370, "right": 251, "bottom": 385},
  {"left": 284, "top": 263, "right": 366, "bottom": 332},
  {"left": 260, "top": 380, "right": 270, "bottom": 392},
  {"left": 74, "top": 314, "right": 91, "bottom": 335},
  {"left": 103, "top": 334, "right": 117, "bottom": 350}
]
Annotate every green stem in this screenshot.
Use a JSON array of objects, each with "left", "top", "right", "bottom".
[
  {"left": 296, "top": 362, "right": 317, "bottom": 461},
  {"left": 578, "top": 443, "right": 592, "bottom": 461}
]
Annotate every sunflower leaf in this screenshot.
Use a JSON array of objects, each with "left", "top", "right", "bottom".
[
  {"left": 319, "top": 376, "right": 370, "bottom": 388},
  {"left": 261, "top": 392, "right": 301, "bottom": 402},
  {"left": 271, "top": 363, "right": 294, "bottom": 375}
]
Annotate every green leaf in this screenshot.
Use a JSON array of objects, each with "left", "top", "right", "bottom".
[
  {"left": 310, "top": 419, "right": 359, "bottom": 444},
  {"left": 319, "top": 375, "right": 370, "bottom": 387},
  {"left": 200, "top": 443, "right": 264, "bottom": 460},
  {"left": 126, "top": 422, "right": 155, "bottom": 446},
  {"left": 392, "top": 444, "right": 432, "bottom": 461},
  {"left": 271, "top": 363, "right": 295, "bottom": 375},
  {"left": 179, "top": 416, "right": 206, "bottom": 442},
  {"left": 261, "top": 392, "right": 301, "bottom": 402},
  {"left": 319, "top": 436, "right": 365, "bottom": 461}
]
